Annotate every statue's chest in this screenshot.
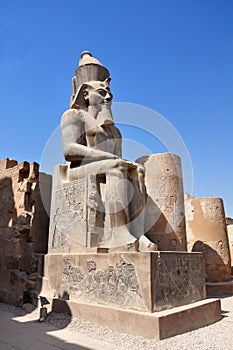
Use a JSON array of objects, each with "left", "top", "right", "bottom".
[{"left": 85, "top": 123, "right": 115, "bottom": 150}]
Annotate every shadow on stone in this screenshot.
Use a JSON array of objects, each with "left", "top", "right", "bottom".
[
  {"left": 192, "top": 241, "right": 231, "bottom": 282},
  {"left": 144, "top": 195, "right": 186, "bottom": 251}
]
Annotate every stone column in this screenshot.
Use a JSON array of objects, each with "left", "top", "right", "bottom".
[
  {"left": 226, "top": 224, "right": 233, "bottom": 273},
  {"left": 185, "top": 195, "right": 231, "bottom": 282},
  {"left": 137, "top": 153, "right": 187, "bottom": 251}
]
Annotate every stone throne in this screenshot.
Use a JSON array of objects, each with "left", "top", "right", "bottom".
[{"left": 43, "top": 51, "right": 221, "bottom": 340}]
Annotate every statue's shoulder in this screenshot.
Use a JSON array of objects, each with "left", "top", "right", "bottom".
[
  {"left": 108, "top": 124, "right": 122, "bottom": 137},
  {"left": 61, "top": 108, "right": 84, "bottom": 126}
]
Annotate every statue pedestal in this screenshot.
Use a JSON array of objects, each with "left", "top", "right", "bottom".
[
  {"left": 51, "top": 297, "right": 221, "bottom": 340},
  {"left": 41, "top": 251, "right": 222, "bottom": 339}
]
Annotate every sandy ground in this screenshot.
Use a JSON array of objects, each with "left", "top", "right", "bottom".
[{"left": 0, "top": 296, "right": 233, "bottom": 349}]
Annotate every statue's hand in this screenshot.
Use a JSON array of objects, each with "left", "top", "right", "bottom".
[{"left": 113, "top": 154, "right": 121, "bottom": 159}]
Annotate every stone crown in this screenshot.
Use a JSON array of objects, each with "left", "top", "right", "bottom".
[{"left": 70, "top": 51, "right": 110, "bottom": 108}]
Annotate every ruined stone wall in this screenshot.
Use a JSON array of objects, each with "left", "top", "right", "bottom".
[
  {"left": 0, "top": 158, "right": 51, "bottom": 306},
  {"left": 226, "top": 219, "right": 233, "bottom": 271},
  {"left": 185, "top": 194, "right": 231, "bottom": 282}
]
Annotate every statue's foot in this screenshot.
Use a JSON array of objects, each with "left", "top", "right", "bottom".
[
  {"left": 98, "top": 226, "right": 139, "bottom": 252},
  {"left": 138, "top": 235, "right": 158, "bottom": 252},
  {"left": 105, "top": 240, "right": 139, "bottom": 253}
]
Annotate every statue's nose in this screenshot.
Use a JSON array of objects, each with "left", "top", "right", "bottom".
[{"left": 105, "top": 92, "right": 112, "bottom": 102}]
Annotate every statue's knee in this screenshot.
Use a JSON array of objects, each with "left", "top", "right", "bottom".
[
  {"left": 107, "top": 159, "right": 128, "bottom": 174},
  {"left": 115, "top": 159, "right": 128, "bottom": 171}
]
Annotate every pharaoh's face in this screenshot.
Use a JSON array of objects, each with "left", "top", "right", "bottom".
[{"left": 83, "top": 79, "right": 113, "bottom": 106}]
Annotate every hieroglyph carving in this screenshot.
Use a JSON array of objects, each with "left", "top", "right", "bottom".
[
  {"left": 60, "top": 256, "right": 145, "bottom": 310},
  {"left": 154, "top": 253, "right": 204, "bottom": 310},
  {"left": 50, "top": 179, "right": 87, "bottom": 248}
]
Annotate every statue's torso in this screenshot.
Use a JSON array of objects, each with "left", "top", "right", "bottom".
[{"left": 80, "top": 110, "right": 121, "bottom": 156}]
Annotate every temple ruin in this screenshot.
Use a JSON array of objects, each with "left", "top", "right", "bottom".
[{"left": 0, "top": 51, "right": 232, "bottom": 339}]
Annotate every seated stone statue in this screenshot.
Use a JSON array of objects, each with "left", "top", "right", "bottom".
[{"left": 48, "top": 51, "right": 156, "bottom": 252}]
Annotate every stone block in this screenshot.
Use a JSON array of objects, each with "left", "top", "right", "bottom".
[
  {"left": 43, "top": 251, "right": 206, "bottom": 312},
  {"left": 51, "top": 297, "right": 221, "bottom": 340}
]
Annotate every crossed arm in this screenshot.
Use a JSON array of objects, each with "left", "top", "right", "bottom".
[{"left": 61, "top": 109, "right": 120, "bottom": 162}]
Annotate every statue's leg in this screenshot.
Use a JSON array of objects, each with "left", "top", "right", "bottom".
[
  {"left": 128, "top": 163, "right": 158, "bottom": 252},
  {"left": 98, "top": 160, "right": 137, "bottom": 249},
  {"left": 128, "top": 165, "right": 146, "bottom": 238}
]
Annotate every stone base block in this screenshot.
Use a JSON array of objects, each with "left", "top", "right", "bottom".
[
  {"left": 43, "top": 251, "right": 206, "bottom": 312},
  {"left": 51, "top": 298, "right": 222, "bottom": 340},
  {"left": 206, "top": 278, "right": 233, "bottom": 296}
]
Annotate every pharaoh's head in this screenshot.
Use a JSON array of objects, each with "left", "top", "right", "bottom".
[
  {"left": 70, "top": 51, "right": 112, "bottom": 109},
  {"left": 83, "top": 78, "right": 113, "bottom": 107}
]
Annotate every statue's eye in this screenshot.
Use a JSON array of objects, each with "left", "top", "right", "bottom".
[{"left": 96, "top": 89, "right": 106, "bottom": 97}]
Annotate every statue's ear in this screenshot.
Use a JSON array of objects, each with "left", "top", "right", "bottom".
[
  {"left": 104, "top": 77, "right": 111, "bottom": 86},
  {"left": 83, "top": 84, "right": 89, "bottom": 100}
]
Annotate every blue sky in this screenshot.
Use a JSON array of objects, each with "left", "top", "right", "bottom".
[{"left": 0, "top": 1, "right": 232, "bottom": 217}]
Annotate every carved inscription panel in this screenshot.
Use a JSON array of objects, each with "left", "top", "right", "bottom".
[
  {"left": 154, "top": 252, "right": 205, "bottom": 311},
  {"left": 49, "top": 179, "right": 87, "bottom": 250},
  {"left": 60, "top": 256, "right": 145, "bottom": 311}
]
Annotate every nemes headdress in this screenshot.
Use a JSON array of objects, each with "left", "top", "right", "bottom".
[{"left": 70, "top": 51, "right": 110, "bottom": 108}]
